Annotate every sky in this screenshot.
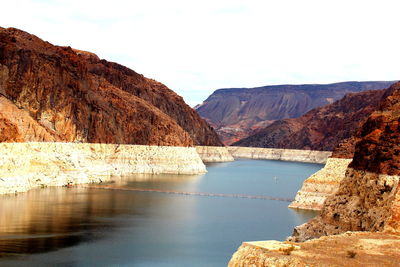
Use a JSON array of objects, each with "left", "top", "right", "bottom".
[{"left": 1, "top": 0, "right": 399, "bottom": 106}]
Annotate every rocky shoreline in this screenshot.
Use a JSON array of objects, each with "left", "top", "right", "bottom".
[
  {"left": 196, "top": 146, "right": 234, "bottom": 162},
  {"left": 228, "top": 232, "right": 400, "bottom": 267},
  {"left": 0, "top": 144, "right": 329, "bottom": 196},
  {"left": 0, "top": 142, "right": 207, "bottom": 195},
  {"left": 288, "top": 157, "right": 352, "bottom": 210},
  {"left": 227, "top": 146, "right": 331, "bottom": 164}
]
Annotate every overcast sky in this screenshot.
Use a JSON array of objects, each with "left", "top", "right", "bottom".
[{"left": 1, "top": 0, "right": 399, "bottom": 106}]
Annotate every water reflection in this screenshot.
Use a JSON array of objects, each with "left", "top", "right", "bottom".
[
  {"left": 0, "top": 173, "right": 202, "bottom": 257},
  {"left": 0, "top": 160, "right": 322, "bottom": 266}
]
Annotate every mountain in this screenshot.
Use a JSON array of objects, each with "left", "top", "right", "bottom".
[
  {"left": 0, "top": 27, "right": 222, "bottom": 146},
  {"left": 196, "top": 81, "right": 394, "bottom": 145},
  {"left": 290, "top": 81, "right": 400, "bottom": 241},
  {"left": 233, "top": 89, "right": 387, "bottom": 152}
]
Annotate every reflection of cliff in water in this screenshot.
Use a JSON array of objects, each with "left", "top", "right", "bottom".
[{"left": 0, "top": 173, "right": 201, "bottom": 257}]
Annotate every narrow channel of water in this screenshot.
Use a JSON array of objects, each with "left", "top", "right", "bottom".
[{"left": 0, "top": 159, "right": 322, "bottom": 266}]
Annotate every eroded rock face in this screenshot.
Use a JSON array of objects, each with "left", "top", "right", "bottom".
[
  {"left": 233, "top": 89, "right": 387, "bottom": 152},
  {"left": 0, "top": 142, "right": 206, "bottom": 195},
  {"left": 195, "top": 146, "right": 234, "bottom": 162},
  {"left": 289, "top": 82, "right": 400, "bottom": 242},
  {"left": 288, "top": 158, "right": 352, "bottom": 210},
  {"left": 0, "top": 27, "right": 222, "bottom": 146},
  {"left": 227, "top": 146, "right": 331, "bottom": 164},
  {"left": 196, "top": 82, "right": 393, "bottom": 145}
]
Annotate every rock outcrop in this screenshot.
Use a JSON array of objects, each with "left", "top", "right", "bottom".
[
  {"left": 196, "top": 82, "right": 394, "bottom": 145},
  {"left": 0, "top": 27, "right": 222, "bottom": 146},
  {"left": 228, "top": 232, "right": 400, "bottom": 267},
  {"left": 288, "top": 158, "right": 352, "bottom": 210},
  {"left": 195, "top": 146, "right": 234, "bottom": 162},
  {"left": 233, "top": 88, "right": 387, "bottom": 151},
  {"left": 0, "top": 142, "right": 206, "bottom": 195},
  {"left": 227, "top": 146, "right": 331, "bottom": 164},
  {"left": 289, "top": 82, "right": 400, "bottom": 242}
]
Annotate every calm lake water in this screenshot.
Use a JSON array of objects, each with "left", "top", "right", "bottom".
[{"left": 0, "top": 159, "right": 322, "bottom": 266}]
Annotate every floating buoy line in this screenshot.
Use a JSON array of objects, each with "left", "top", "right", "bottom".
[{"left": 78, "top": 185, "right": 294, "bottom": 202}]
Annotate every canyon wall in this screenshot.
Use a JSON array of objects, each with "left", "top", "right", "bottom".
[
  {"left": 229, "top": 82, "right": 400, "bottom": 265},
  {"left": 227, "top": 146, "right": 331, "bottom": 164},
  {"left": 0, "top": 27, "right": 222, "bottom": 146},
  {"left": 195, "top": 146, "right": 234, "bottom": 162},
  {"left": 0, "top": 142, "right": 206, "bottom": 195},
  {"left": 196, "top": 82, "right": 393, "bottom": 145},
  {"left": 290, "top": 82, "right": 400, "bottom": 241},
  {"left": 233, "top": 89, "right": 387, "bottom": 151}
]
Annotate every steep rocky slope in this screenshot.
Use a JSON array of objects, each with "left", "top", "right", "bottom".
[
  {"left": 234, "top": 89, "right": 387, "bottom": 151},
  {"left": 290, "top": 82, "right": 400, "bottom": 242},
  {"left": 0, "top": 27, "right": 222, "bottom": 146},
  {"left": 196, "top": 81, "right": 393, "bottom": 145}
]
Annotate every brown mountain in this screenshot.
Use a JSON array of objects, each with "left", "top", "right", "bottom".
[
  {"left": 291, "top": 81, "right": 400, "bottom": 242},
  {"left": 233, "top": 88, "right": 388, "bottom": 152},
  {"left": 196, "top": 82, "right": 394, "bottom": 145},
  {"left": 0, "top": 27, "right": 222, "bottom": 146},
  {"left": 349, "top": 83, "right": 400, "bottom": 175}
]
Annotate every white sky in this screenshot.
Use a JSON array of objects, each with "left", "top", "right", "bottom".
[{"left": 1, "top": 0, "right": 399, "bottom": 106}]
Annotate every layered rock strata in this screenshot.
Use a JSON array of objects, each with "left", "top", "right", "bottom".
[
  {"left": 0, "top": 142, "right": 206, "bottom": 195},
  {"left": 227, "top": 146, "right": 331, "bottom": 164},
  {"left": 228, "top": 232, "right": 400, "bottom": 267},
  {"left": 291, "top": 168, "right": 400, "bottom": 242},
  {"left": 195, "top": 146, "right": 234, "bottom": 162},
  {"left": 288, "top": 158, "right": 352, "bottom": 210}
]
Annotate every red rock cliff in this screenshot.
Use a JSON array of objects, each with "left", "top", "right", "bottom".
[
  {"left": 289, "top": 82, "right": 400, "bottom": 242},
  {"left": 0, "top": 27, "right": 222, "bottom": 146}
]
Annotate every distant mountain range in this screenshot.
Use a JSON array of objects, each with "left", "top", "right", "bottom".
[
  {"left": 196, "top": 81, "right": 395, "bottom": 145},
  {"left": 233, "top": 88, "right": 387, "bottom": 153}
]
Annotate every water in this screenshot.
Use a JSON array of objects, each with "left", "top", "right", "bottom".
[{"left": 0, "top": 159, "right": 322, "bottom": 266}]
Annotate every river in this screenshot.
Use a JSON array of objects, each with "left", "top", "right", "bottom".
[{"left": 0, "top": 159, "right": 322, "bottom": 266}]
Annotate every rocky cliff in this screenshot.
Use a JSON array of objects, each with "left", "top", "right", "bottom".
[
  {"left": 229, "top": 82, "right": 400, "bottom": 266},
  {"left": 288, "top": 158, "right": 352, "bottom": 210},
  {"left": 233, "top": 88, "right": 387, "bottom": 151},
  {"left": 195, "top": 146, "right": 234, "bottom": 162},
  {"left": 196, "top": 82, "right": 394, "bottom": 145},
  {"left": 0, "top": 142, "right": 206, "bottom": 195},
  {"left": 227, "top": 146, "right": 331, "bottom": 164},
  {"left": 289, "top": 82, "right": 400, "bottom": 242},
  {"left": 0, "top": 27, "right": 222, "bottom": 146}
]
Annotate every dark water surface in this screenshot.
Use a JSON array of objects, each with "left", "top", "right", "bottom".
[{"left": 0, "top": 159, "right": 321, "bottom": 266}]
